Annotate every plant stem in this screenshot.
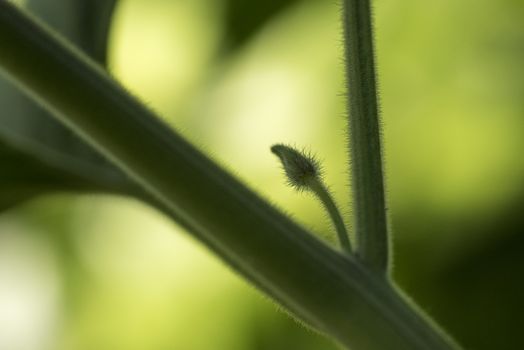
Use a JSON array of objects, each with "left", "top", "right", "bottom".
[
  {"left": 307, "top": 178, "right": 352, "bottom": 253},
  {"left": 342, "top": 0, "right": 390, "bottom": 274},
  {"left": 0, "top": 3, "right": 460, "bottom": 349},
  {"left": 270, "top": 144, "right": 352, "bottom": 253}
]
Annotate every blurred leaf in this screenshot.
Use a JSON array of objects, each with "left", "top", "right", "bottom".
[
  {"left": 25, "top": 0, "right": 116, "bottom": 65},
  {"left": 436, "top": 200, "right": 524, "bottom": 349},
  {"left": 0, "top": 0, "right": 130, "bottom": 210},
  {"left": 223, "top": 0, "right": 301, "bottom": 50},
  {"left": 0, "top": 140, "right": 91, "bottom": 211}
]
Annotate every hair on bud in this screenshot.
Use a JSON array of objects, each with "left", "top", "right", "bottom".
[
  {"left": 270, "top": 143, "right": 352, "bottom": 253},
  {"left": 271, "top": 144, "right": 322, "bottom": 191}
]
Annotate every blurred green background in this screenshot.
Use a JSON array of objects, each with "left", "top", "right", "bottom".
[{"left": 1, "top": 0, "right": 524, "bottom": 349}]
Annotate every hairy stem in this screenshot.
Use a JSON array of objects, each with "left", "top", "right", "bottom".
[
  {"left": 342, "top": 0, "right": 389, "bottom": 274},
  {"left": 307, "top": 178, "right": 352, "bottom": 253},
  {"left": 0, "top": 3, "right": 460, "bottom": 349}
]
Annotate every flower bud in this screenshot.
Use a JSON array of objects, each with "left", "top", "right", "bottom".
[{"left": 271, "top": 144, "right": 321, "bottom": 191}]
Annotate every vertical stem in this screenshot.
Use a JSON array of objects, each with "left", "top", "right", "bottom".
[
  {"left": 308, "top": 178, "right": 352, "bottom": 253},
  {"left": 342, "top": 0, "right": 389, "bottom": 273}
]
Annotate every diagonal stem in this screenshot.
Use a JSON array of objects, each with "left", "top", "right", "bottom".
[
  {"left": 342, "top": 0, "right": 390, "bottom": 274},
  {"left": 0, "top": 2, "right": 460, "bottom": 349}
]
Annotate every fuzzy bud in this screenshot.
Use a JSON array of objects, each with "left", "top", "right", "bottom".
[{"left": 271, "top": 144, "right": 321, "bottom": 191}]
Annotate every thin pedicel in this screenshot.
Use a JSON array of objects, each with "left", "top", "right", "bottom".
[{"left": 271, "top": 144, "right": 352, "bottom": 253}]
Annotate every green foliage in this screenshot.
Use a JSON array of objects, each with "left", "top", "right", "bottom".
[
  {"left": 223, "top": 0, "right": 300, "bottom": 50},
  {"left": 0, "top": 140, "right": 83, "bottom": 210},
  {"left": 0, "top": 0, "right": 129, "bottom": 210},
  {"left": 9, "top": 1, "right": 518, "bottom": 347},
  {"left": 0, "top": 1, "right": 460, "bottom": 348}
]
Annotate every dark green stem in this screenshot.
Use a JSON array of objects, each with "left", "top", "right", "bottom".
[
  {"left": 0, "top": 3, "right": 460, "bottom": 349},
  {"left": 342, "top": 0, "right": 389, "bottom": 274},
  {"left": 307, "top": 178, "right": 352, "bottom": 253}
]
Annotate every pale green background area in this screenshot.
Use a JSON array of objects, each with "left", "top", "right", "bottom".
[{"left": 1, "top": 0, "right": 523, "bottom": 349}]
